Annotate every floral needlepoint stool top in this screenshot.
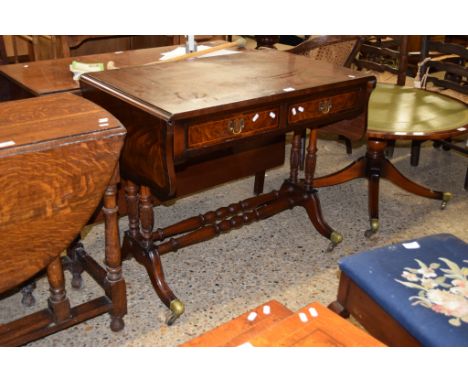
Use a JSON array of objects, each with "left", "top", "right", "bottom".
[
  {"left": 338, "top": 233, "right": 468, "bottom": 346},
  {"left": 396, "top": 258, "right": 468, "bottom": 327}
]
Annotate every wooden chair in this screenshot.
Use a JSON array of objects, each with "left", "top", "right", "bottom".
[
  {"left": 0, "top": 94, "right": 127, "bottom": 346},
  {"left": 0, "top": 36, "right": 8, "bottom": 64},
  {"left": 409, "top": 37, "right": 467, "bottom": 187},
  {"left": 6, "top": 35, "right": 60, "bottom": 62},
  {"left": 312, "top": 35, "right": 468, "bottom": 236},
  {"left": 253, "top": 35, "right": 362, "bottom": 194},
  {"left": 329, "top": 233, "right": 468, "bottom": 346},
  {"left": 354, "top": 35, "right": 408, "bottom": 86}
]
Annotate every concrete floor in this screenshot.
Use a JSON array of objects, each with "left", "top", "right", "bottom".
[{"left": 1, "top": 137, "right": 467, "bottom": 346}]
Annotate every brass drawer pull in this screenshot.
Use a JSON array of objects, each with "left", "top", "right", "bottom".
[
  {"left": 229, "top": 118, "right": 245, "bottom": 135},
  {"left": 318, "top": 99, "right": 332, "bottom": 114}
]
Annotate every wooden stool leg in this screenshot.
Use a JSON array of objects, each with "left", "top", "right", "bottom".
[
  {"left": 103, "top": 170, "right": 127, "bottom": 332},
  {"left": 47, "top": 257, "right": 71, "bottom": 323},
  {"left": 328, "top": 272, "right": 351, "bottom": 318}
]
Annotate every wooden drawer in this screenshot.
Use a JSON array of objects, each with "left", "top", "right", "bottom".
[
  {"left": 188, "top": 107, "right": 279, "bottom": 148},
  {"left": 288, "top": 91, "right": 360, "bottom": 124}
]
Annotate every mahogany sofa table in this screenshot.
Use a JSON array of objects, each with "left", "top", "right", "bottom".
[{"left": 80, "top": 49, "right": 375, "bottom": 324}]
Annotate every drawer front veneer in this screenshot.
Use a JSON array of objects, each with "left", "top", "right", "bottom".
[
  {"left": 188, "top": 108, "right": 280, "bottom": 148},
  {"left": 288, "top": 91, "right": 359, "bottom": 124}
]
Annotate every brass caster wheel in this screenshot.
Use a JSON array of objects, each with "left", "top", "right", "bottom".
[
  {"left": 326, "top": 231, "right": 343, "bottom": 252},
  {"left": 364, "top": 219, "right": 379, "bottom": 238},
  {"left": 440, "top": 192, "right": 452, "bottom": 210},
  {"left": 166, "top": 299, "right": 185, "bottom": 326}
]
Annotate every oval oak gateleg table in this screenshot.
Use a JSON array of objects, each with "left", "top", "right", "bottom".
[
  {"left": 80, "top": 49, "right": 376, "bottom": 325},
  {"left": 0, "top": 94, "right": 127, "bottom": 346}
]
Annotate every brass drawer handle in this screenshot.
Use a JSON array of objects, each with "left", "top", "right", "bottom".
[
  {"left": 318, "top": 99, "right": 332, "bottom": 114},
  {"left": 229, "top": 118, "right": 245, "bottom": 135}
]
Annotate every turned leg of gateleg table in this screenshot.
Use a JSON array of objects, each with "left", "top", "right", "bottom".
[
  {"left": 20, "top": 281, "right": 36, "bottom": 307},
  {"left": 103, "top": 168, "right": 127, "bottom": 332},
  {"left": 64, "top": 237, "right": 85, "bottom": 289},
  {"left": 303, "top": 129, "right": 342, "bottom": 251},
  {"left": 135, "top": 185, "right": 184, "bottom": 326},
  {"left": 47, "top": 257, "right": 71, "bottom": 323}
]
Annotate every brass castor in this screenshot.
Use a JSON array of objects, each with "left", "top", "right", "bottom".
[
  {"left": 364, "top": 218, "right": 379, "bottom": 238},
  {"left": 166, "top": 299, "right": 185, "bottom": 326},
  {"left": 326, "top": 231, "right": 343, "bottom": 252},
  {"left": 440, "top": 192, "right": 452, "bottom": 210}
]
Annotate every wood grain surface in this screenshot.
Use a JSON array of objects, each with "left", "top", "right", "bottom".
[{"left": 0, "top": 93, "right": 126, "bottom": 293}]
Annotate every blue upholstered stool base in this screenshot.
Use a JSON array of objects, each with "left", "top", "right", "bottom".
[{"left": 339, "top": 234, "right": 468, "bottom": 346}]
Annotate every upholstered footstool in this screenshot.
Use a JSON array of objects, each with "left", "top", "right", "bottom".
[{"left": 329, "top": 234, "right": 468, "bottom": 346}]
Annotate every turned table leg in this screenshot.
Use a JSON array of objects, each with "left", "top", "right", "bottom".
[
  {"left": 125, "top": 179, "right": 140, "bottom": 239},
  {"left": 47, "top": 257, "right": 71, "bottom": 323},
  {"left": 289, "top": 131, "right": 302, "bottom": 185},
  {"left": 103, "top": 169, "right": 127, "bottom": 332},
  {"left": 20, "top": 282, "right": 36, "bottom": 307},
  {"left": 65, "top": 238, "right": 85, "bottom": 289}
]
